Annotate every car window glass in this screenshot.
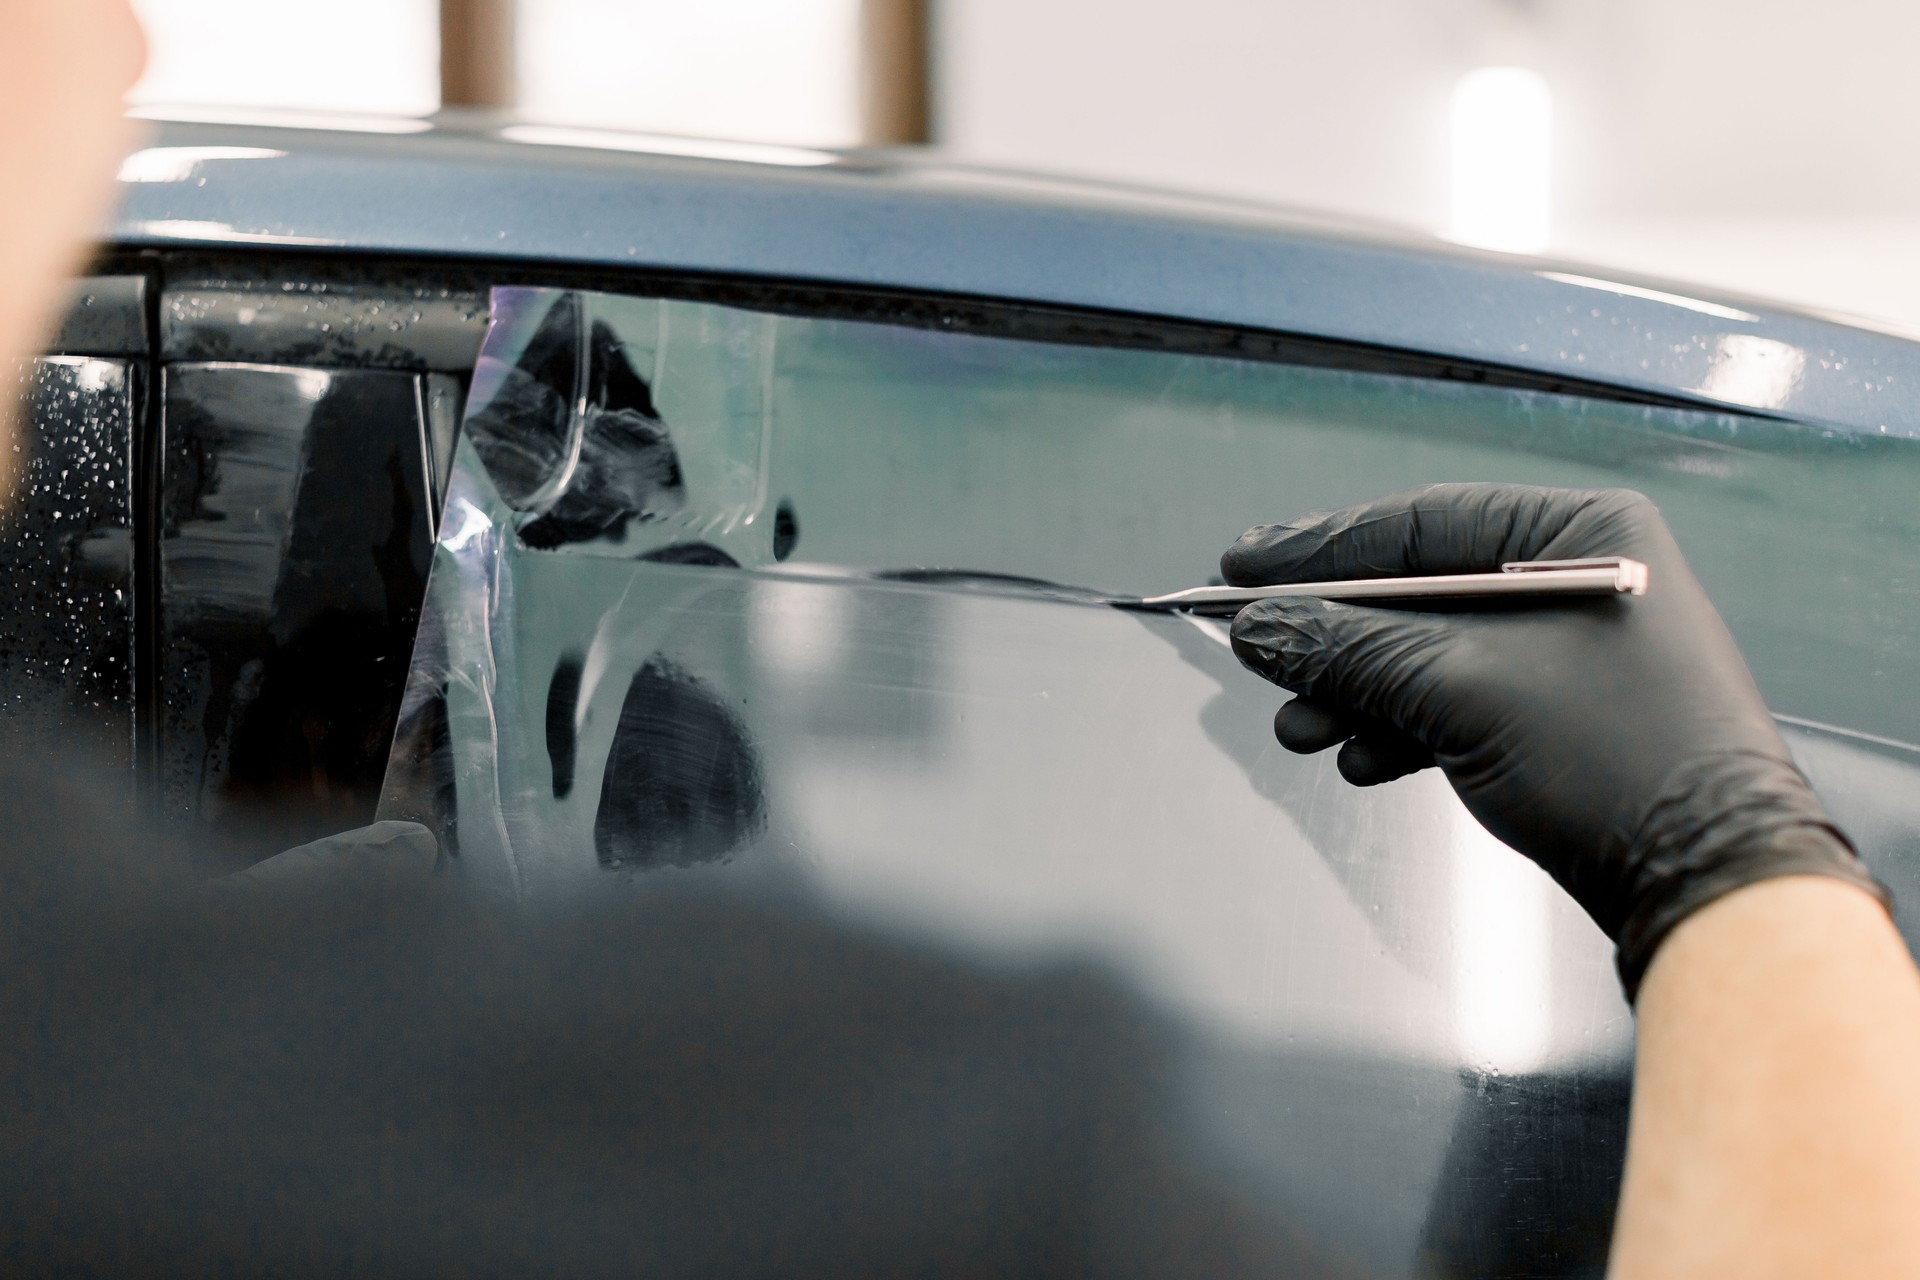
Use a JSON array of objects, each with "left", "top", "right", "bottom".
[
  {"left": 0, "top": 357, "right": 139, "bottom": 772},
  {"left": 398, "top": 284, "right": 1920, "bottom": 1013},
  {"left": 160, "top": 363, "right": 436, "bottom": 853},
  {"left": 452, "top": 286, "right": 1920, "bottom": 744},
  {"left": 383, "top": 284, "right": 1920, "bottom": 1274}
]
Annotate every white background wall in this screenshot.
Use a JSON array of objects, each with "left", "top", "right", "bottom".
[
  {"left": 123, "top": 0, "right": 1920, "bottom": 328},
  {"left": 1544, "top": 0, "right": 1920, "bottom": 327},
  {"left": 128, "top": 0, "right": 865, "bottom": 143},
  {"left": 936, "top": 0, "right": 1920, "bottom": 329},
  {"left": 129, "top": 0, "right": 440, "bottom": 116},
  {"left": 514, "top": 0, "right": 865, "bottom": 146}
]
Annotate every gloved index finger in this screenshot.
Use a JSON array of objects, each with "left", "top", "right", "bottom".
[{"left": 1219, "top": 483, "right": 1614, "bottom": 587}]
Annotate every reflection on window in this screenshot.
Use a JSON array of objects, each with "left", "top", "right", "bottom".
[
  {"left": 403, "top": 284, "right": 1920, "bottom": 1087},
  {"left": 455, "top": 287, "right": 1920, "bottom": 751},
  {"left": 1694, "top": 333, "right": 1807, "bottom": 410},
  {"left": 1452, "top": 812, "right": 1553, "bottom": 1074}
]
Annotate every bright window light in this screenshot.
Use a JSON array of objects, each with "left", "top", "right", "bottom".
[
  {"left": 118, "top": 146, "right": 287, "bottom": 185},
  {"left": 1449, "top": 67, "right": 1552, "bottom": 255},
  {"left": 1695, "top": 333, "right": 1808, "bottom": 410},
  {"left": 1451, "top": 806, "right": 1553, "bottom": 1073}
]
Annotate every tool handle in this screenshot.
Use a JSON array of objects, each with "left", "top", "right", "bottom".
[{"left": 1138, "top": 557, "right": 1648, "bottom": 610}]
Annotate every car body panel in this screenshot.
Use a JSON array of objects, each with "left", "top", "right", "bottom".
[
  {"left": 5, "top": 117, "right": 1915, "bottom": 1274},
  {"left": 110, "top": 117, "right": 1920, "bottom": 438}
]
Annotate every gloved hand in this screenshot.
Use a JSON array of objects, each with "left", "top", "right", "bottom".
[{"left": 1222, "top": 483, "right": 1888, "bottom": 998}]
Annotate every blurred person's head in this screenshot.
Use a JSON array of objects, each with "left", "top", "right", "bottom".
[{"left": 0, "top": 0, "right": 147, "bottom": 487}]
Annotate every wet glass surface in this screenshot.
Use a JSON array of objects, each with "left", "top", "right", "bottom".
[
  {"left": 161, "top": 362, "right": 435, "bottom": 854},
  {"left": 161, "top": 279, "right": 488, "bottom": 374},
  {"left": 384, "top": 287, "right": 1920, "bottom": 1275},
  {"left": 0, "top": 358, "right": 140, "bottom": 772},
  {"left": 50, "top": 275, "right": 149, "bottom": 357}
]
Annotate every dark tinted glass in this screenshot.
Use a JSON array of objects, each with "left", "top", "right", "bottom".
[
  {"left": 0, "top": 357, "right": 139, "bottom": 772},
  {"left": 161, "top": 362, "right": 435, "bottom": 854},
  {"left": 160, "top": 276, "right": 487, "bottom": 373},
  {"left": 49, "top": 274, "right": 149, "bottom": 357}
]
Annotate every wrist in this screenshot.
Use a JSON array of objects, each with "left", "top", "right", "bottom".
[{"left": 1616, "top": 824, "right": 1890, "bottom": 1003}]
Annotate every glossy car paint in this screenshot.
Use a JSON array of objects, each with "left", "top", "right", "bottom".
[
  {"left": 5, "top": 114, "right": 1916, "bottom": 1276},
  {"left": 110, "top": 116, "right": 1920, "bottom": 438}
]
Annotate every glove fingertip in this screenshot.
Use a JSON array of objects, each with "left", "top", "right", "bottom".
[
  {"left": 1334, "top": 741, "right": 1388, "bottom": 787},
  {"left": 1221, "top": 521, "right": 1323, "bottom": 588},
  {"left": 1219, "top": 528, "right": 1274, "bottom": 588},
  {"left": 1229, "top": 594, "right": 1343, "bottom": 687},
  {"left": 1273, "top": 697, "right": 1354, "bottom": 754},
  {"left": 1336, "top": 735, "right": 1434, "bottom": 787},
  {"left": 1227, "top": 600, "right": 1279, "bottom": 678},
  {"left": 1228, "top": 627, "right": 1273, "bottom": 682}
]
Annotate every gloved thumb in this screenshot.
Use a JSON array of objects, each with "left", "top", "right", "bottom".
[{"left": 1229, "top": 596, "right": 1461, "bottom": 744}]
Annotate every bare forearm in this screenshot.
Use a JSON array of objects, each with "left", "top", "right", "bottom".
[
  {"left": 1612, "top": 874, "right": 1920, "bottom": 1278},
  {"left": 1222, "top": 488, "right": 1912, "bottom": 1273},
  {"left": 0, "top": 0, "right": 146, "bottom": 369}
]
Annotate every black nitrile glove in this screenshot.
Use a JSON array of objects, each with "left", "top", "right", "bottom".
[{"left": 1222, "top": 483, "right": 1889, "bottom": 999}]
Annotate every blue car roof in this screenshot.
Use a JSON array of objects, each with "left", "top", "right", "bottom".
[{"left": 111, "top": 111, "right": 1920, "bottom": 438}]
